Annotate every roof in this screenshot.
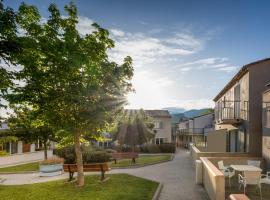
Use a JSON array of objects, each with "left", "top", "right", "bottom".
[
  {"left": 145, "top": 110, "right": 171, "bottom": 118},
  {"left": 125, "top": 109, "right": 171, "bottom": 118},
  {"left": 213, "top": 57, "right": 270, "bottom": 101},
  {"left": 190, "top": 112, "right": 214, "bottom": 120}
]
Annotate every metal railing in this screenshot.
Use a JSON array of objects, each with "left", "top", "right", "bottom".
[
  {"left": 177, "top": 128, "right": 205, "bottom": 135},
  {"left": 215, "top": 100, "right": 249, "bottom": 122}
]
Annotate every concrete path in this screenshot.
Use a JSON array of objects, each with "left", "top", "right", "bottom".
[
  {"left": 111, "top": 148, "right": 209, "bottom": 200},
  {"left": 0, "top": 150, "right": 53, "bottom": 168},
  {"left": 0, "top": 149, "right": 209, "bottom": 200}
]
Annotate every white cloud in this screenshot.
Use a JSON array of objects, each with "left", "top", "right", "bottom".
[
  {"left": 165, "top": 33, "right": 202, "bottom": 51},
  {"left": 109, "top": 30, "right": 201, "bottom": 66},
  {"left": 175, "top": 57, "right": 237, "bottom": 73},
  {"left": 76, "top": 16, "right": 95, "bottom": 36},
  {"left": 110, "top": 29, "right": 125, "bottom": 37}
]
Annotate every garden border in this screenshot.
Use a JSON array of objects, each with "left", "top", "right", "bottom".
[
  {"left": 111, "top": 154, "right": 174, "bottom": 169},
  {"left": 152, "top": 182, "right": 163, "bottom": 200}
]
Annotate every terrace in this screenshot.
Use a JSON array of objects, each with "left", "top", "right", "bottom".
[{"left": 190, "top": 144, "right": 268, "bottom": 200}]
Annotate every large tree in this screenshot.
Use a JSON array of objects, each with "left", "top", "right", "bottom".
[{"left": 5, "top": 2, "right": 133, "bottom": 186}]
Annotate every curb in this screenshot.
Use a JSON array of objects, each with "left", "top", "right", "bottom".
[
  {"left": 152, "top": 182, "right": 163, "bottom": 200},
  {"left": 0, "top": 171, "right": 38, "bottom": 175}
]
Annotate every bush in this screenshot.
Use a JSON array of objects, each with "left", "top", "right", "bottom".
[
  {"left": 105, "top": 149, "right": 117, "bottom": 154},
  {"left": 83, "top": 151, "right": 111, "bottom": 163},
  {"left": 54, "top": 145, "right": 111, "bottom": 164},
  {"left": 145, "top": 144, "right": 161, "bottom": 153},
  {"left": 159, "top": 143, "right": 175, "bottom": 153},
  {"left": 0, "top": 150, "right": 8, "bottom": 157}
]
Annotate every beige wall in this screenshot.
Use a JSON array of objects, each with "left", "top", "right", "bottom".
[
  {"left": 154, "top": 117, "right": 172, "bottom": 143},
  {"left": 201, "top": 157, "right": 225, "bottom": 200},
  {"left": 200, "top": 156, "right": 264, "bottom": 200}
]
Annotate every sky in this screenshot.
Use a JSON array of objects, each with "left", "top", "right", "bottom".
[{"left": 5, "top": 0, "right": 270, "bottom": 110}]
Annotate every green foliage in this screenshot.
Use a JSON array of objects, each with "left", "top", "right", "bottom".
[
  {"left": 0, "top": 150, "right": 8, "bottom": 156},
  {"left": 54, "top": 145, "right": 111, "bottom": 164}
]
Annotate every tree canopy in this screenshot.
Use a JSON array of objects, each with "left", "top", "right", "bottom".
[{"left": 1, "top": 1, "right": 134, "bottom": 186}]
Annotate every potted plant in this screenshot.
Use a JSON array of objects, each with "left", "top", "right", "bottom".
[{"left": 39, "top": 157, "right": 64, "bottom": 177}]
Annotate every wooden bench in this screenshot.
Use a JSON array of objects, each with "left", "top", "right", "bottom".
[
  {"left": 229, "top": 194, "right": 250, "bottom": 200},
  {"left": 63, "top": 163, "right": 110, "bottom": 181},
  {"left": 111, "top": 152, "right": 139, "bottom": 164}
]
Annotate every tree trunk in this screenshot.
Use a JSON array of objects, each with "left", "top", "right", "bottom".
[
  {"left": 44, "top": 140, "right": 48, "bottom": 160},
  {"left": 74, "top": 131, "right": 84, "bottom": 186}
]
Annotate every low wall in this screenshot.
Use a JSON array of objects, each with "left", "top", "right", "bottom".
[
  {"left": 201, "top": 157, "right": 225, "bottom": 200},
  {"left": 190, "top": 144, "right": 249, "bottom": 164},
  {"left": 0, "top": 150, "right": 53, "bottom": 167}
]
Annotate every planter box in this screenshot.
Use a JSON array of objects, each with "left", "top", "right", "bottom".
[{"left": 39, "top": 164, "right": 63, "bottom": 177}]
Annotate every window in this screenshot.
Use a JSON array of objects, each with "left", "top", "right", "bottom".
[
  {"left": 154, "top": 121, "right": 163, "bottom": 129},
  {"left": 267, "top": 108, "right": 270, "bottom": 128},
  {"left": 155, "top": 138, "right": 164, "bottom": 145}
]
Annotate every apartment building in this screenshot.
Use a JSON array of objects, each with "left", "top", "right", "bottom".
[
  {"left": 262, "top": 87, "right": 270, "bottom": 169},
  {"left": 214, "top": 58, "right": 270, "bottom": 156},
  {"left": 145, "top": 110, "right": 172, "bottom": 144},
  {"left": 176, "top": 112, "right": 214, "bottom": 147}
]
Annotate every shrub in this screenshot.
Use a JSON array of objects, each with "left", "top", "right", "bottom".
[
  {"left": 105, "top": 148, "right": 117, "bottom": 153},
  {"left": 40, "top": 157, "right": 64, "bottom": 165},
  {"left": 0, "top": 150, "right": 9, "bottom": 157},
  {"left": 145, "top": 144, "right": 161, "bottom": 153},
  {"left": 159, "top": 143, "right": 175, "bottom": 153},
  {"left": 83, "top": 151, "right": 111, "bottom": 163},
  {"left": 54, "top": 146, "right": 76, "bottom": 164},
  {"left": 54, "top": 145, "right": 111, "bottom": 164}
]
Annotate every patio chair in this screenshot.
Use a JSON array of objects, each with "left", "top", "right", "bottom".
[
  {"left": 218, "top": 160, "right": 235, "bottom": 187},
  {"left": 218, "top": 160, "right": 229, "bottom": 170},
  {"left": 247, "top": 160, "right": 261, "bottom": 168},
  {"left": 238, "top": 171, "right": 262, "bottom": 200},
  {"left": 261, "top": 171, "right": 270, "bottom": 184}
]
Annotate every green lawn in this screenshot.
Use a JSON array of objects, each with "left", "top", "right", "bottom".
[
  {"left": 0, "top": 162, "right": 39, "bottom": 173},
  {"left": 0, "top": 174, "right": 158, "bottom": 200},
  {"left": 110, "top": 154, "right": 172, "bottom": 168}
]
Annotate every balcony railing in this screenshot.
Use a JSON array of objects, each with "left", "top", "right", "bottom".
[
  {"left": 177, "top": 128, "right": 205, "bottom": 135},
  {"left": 215, "top": 100, "right": 249, "bottom": 124}
]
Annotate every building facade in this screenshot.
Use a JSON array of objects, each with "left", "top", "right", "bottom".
[
  {"left": 145, "top": 110, "right": 172, "bottom": 144},
  {"left": 262, "top": 88, "right": 270, "bottom": 169},
  {"left": 214, "top": 58, "right": 270, "bottom": 155},
  {"left": 176, "top": 113, "right": 214, "bottom": 148},
  {"left": 0, "top": 122, "right": 36, "bottom": 155}
]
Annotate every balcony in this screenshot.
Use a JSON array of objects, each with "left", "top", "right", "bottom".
[
  {"left": 215, "top": 100, "right": 248, "bottom": 125},
  {"left": 178, "top": 128, "right": 205, "bottom": 135}
]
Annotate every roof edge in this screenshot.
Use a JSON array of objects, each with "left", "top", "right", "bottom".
[{"left": 213, "top": 57, "right": 270, "bottom": 102}]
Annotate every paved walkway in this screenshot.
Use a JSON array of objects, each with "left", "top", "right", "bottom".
[{"left": 0, "top": 149, "right": 209, "bottom": 200}]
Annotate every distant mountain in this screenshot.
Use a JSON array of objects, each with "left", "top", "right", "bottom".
[
  {"left": 171, "top": 113, "right": 187, "bottom": 124},
  {"left": 162, "top": 107, "right": 186, "bottom": 114},
  {"left": 183, "top": 108, "right": 212, "bottom": 118},
  {"left": 168, "top": 108, "right": 213, "bottom": 124}
]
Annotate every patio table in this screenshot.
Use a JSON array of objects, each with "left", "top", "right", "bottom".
[{"left": 230, "top": 165, "right": 262, "bottom": 172}]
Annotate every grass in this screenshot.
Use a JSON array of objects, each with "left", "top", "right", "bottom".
[
  {"left": 0, "top": 174, "right": 158, "bottom": 200},
  {"left": 110, "top": 154, "right": 172, "bottom": 168},
  {"left": 0, "top": 154, "right": 172, "bottom": 173},
  {"left": 0, "top": 162, "right": 39, "bottom": 173},
  {"left": 225, "top": 176, "right": 270, "bottom": 200}
]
